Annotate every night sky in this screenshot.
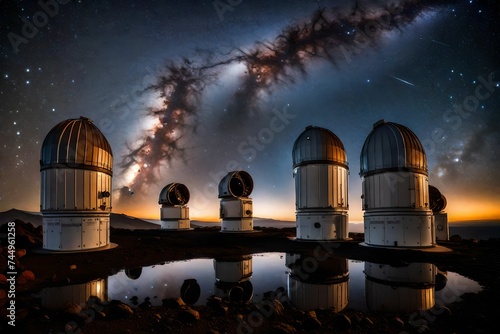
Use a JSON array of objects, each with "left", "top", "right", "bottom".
[{"left": 1, "top": 0, "right": 499, "bottom": 222}]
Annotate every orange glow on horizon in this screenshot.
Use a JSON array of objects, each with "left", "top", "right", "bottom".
[
  {"left": 446, "top": 198, "right": 500, "bottom": 222},
  {"left": 120, "top": 198, "right": 499, "bottom": 224}
]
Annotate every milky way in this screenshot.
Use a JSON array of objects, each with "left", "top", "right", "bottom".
[{"left": 121, "top": 0, "right": 458, "bottom": 196}]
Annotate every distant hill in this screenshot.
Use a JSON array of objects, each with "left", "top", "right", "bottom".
[
  {"left": 450, "top": 220, "right": 500, "bottom": 226},
  {"left": 0, "top": 208, "right": 160, "bottom": 230}
]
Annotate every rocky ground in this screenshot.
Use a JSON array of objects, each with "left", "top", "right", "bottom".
[{"left": 1, "top": 219, "right": 499, "bottom": 333}]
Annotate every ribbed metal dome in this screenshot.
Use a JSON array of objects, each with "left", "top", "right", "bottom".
[
  {"left": 360, "top": 120, "right": 427, "bottom": 176},
  {"left": 292, "top": 126, "right": 347, "bottom": 168},
  {"left": 40, "top": 116, "right": 113, "bottom": 174}
]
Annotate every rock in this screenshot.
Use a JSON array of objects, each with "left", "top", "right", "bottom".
[
  {"left": 17, "top": 270, "right": 35, "bottom": 285},
  {"left": 4, "top": 220, "right": 42, "bottom": 248},
  {"left": 162, "top": 297, "right": 186, "bottom": 308},
  {"left": 0, "top": 289, "right": 6, "bottom": 299},
  {"left": 16, "top": 249, "right": 27, "bottom": 258},
  {"left": 139, "top": 297, "right": 152, "bottom": 309},
  {"left": 21, "top": 270, "right": 35, "bottom": 280},
  {"left": 361, "top": 317, "right": 374, "bottom": 327},
  {"left": 436, "top": 305, "right": 452, "bottom": 317},
  {"left": 392, "top": 316, "right": 405, "bottom": 327},
  {"left": 65, "top": 302, "right": 83, "bottom": 315},
  {"left": 304, "top": 311, "right": 321, "bottom": 329},
  {"left": 178, "top": 307, "right": 200, "bottom": 322},
  {"left": 94, "top": 310, "right": 107, "bottom": 319},
  {"left": 417, "top": 324, "right": 430, "bottom": 333},
  {"left": 333, "top": 313, "right": 352, "bottom": 329},
  {"left": 450, "top": 235, "right": 462, "bottom": 242},
  {"left": 0, "top": 274, "right": 7, "bottom": 284},
  {"left": 270, "top": 322, "right": 298, "bottom": 334},
  {"left": 259, "top": 299, "right": 285, "bottom": 318},
  {"left": 206, "top": 330, "right": 220, "bottom": 334},
  {"left": 207, "top": 296, "right": 223, "bottom": 307},
  {"left": 69, "top": 264, "right": 77, "bottom": 270},
  {"left": 271, "top": 299, "right": 285, "bottom": 317},
  {"left": 16, "top": 307, "right": 30, "bottom": 321},
  {"left": 104, "top": 301, "right": 134, "bottom": 319},
  {"left": 87, "top": 295, "right": 106, "bottom": 309},
  {"left": 214, "top": 304, "right": 229, "bottom": 316}
]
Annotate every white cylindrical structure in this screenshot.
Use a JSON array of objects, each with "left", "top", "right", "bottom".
[
  {"left": 286, "top": 253, "right": 349, "bottom": 312},
  {"left": 218, "top": 171, "right": 254, "bottom": 232},
  {"left": 158, "top": 182, "right": 191, "bottom": 230},
  {"left": 292, "top": 126, "right": 349, "bottom": 240},
  {"left": 360, "top": 120, "right": 435, "bottom": 248},
  {"left": 429, "top": 185, "right": 449, "bottom": 241},
  {"left": 214, "top": 255, "right": 253, "bottom": 303},
  {"left": 364, "top": 262, "right": 436, "bottom": 313},
  {"left": 41, "top": 279, "right": 107, "bottom": 310},
  {"left": 40, "top": 117, "right": 113, "bottom": 251}
]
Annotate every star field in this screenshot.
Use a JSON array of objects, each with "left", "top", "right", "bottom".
[{"left": 0, "top": 0, "right": 499, "bottom": 221}]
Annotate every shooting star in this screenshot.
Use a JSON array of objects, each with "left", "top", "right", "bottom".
[
  {"left": 430, "top": 39, "right": 451, "bottom": 47},
  {"left": 387, "top": 74, "right": 416, "bottom": 87}
]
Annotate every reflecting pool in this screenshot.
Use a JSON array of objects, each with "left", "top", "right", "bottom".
[{"left": 40, "top": 252, "right": 482, "bottom": 315}]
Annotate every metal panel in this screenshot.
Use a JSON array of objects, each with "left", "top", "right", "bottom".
[
  {"left": 83, "top": 170, "right": 90, "bottom": 210},
  {"left": 360, "top": 121, "right": 427, "bottom": 176},
  {"left": 365, "top": 281, "right": 434, "bottom": 313},
  {"left": 90, "top": 171, "right": 97, "bottom": 210},
  {"left": 317, "top": 165, "right": 328, "bottom": 207},
  {"left": 288, "top": 279, "right": 349, "bottom": 312},
  {"left": 215, "top": 258, "right": 252, "bottom": 282},
  {"left": 161, "top": 206, "right": 189, "bottom": 219},
  {"left": 43, "top": 218, "right": 61, "bottom": 250},
  {"left": 292, "top": 126, "right": 347, "bottom": 167},
  {"left": 221, "top": 218, "right": 253, "bottom": 231},
  {"left": 66, "top": 169, "right": 76, "bottom": 209},
  {"left": 368, "top": 220, "right": 385, "bottom": 245},
  {"left": 385, "top": 219, "right": 403, "bottom": 246},
  {"left": 61, "top": 219, "right": 82, "bottom": 250},
  {"left": 305, "top": 165, "right": 320, "bottom": 207},
  {"left": 40, "top": 117, "right": 113, "bottom": 173},
  {"left": 435, "top": 213, "right": 449, "bottom": 240},
  {"left": 99, "top": 218, "right": 109, "bottom": 246},
  {"left": 82, "top": 218, "right": 99, "bottom": 249},
  {"left": 41, "top": 279, "right": 107, "bottom": 310},
  {"left": 56, "top": 169, "right": 66, "bottom": 210}
]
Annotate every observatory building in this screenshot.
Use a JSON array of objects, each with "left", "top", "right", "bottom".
[
  {"left": 360, "top": 120, "right": 435, "bottom": 248},
  {"left": 40, "top": 117, "right": 113, "bottom": 251},
  {"left": 286, "top": 253, "right": 349, "bottom": 311},
  {"left": 218, "top": 171, "right": 254, "bottom": 232},
  {"left": 41, "top": 279, "right": 107, "bottom": 310},
  {"left": 214, "top": 255, "right": 254, "bottom": 303},
  {"left": 364, "top": 262, "right": 442, "bottom": 313},
  {"left": 158, "top": 182, "right": 192, "bottom": 230},
  {"left": 429, "top": 185, "right": 449, "bottom": 241},
  {"left": 292, "top": 126, "right": 349, "bottom": 240}
]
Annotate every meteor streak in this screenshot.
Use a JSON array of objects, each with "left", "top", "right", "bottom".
[{"left": 388, "top": 74, "right": 416, "bottom": 87}]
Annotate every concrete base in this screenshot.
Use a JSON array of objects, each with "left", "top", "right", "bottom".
[
  {"left": 160, "top": 219, "right": 191, "bottom": 230},
  {"left": 359, "top": 242, "right": 452, "bottom": 253},
  {"left": 296, "top": 212, "right": 348, "bottom": 241},
  {"left": 363, "top": 213, "right": 435, "bottom": 247},
  {"left": 221, "top": 218, "right": 254, "bottom": 232},
  {"left": 33, "top": 242, "right": 118, "bottom": 254}
]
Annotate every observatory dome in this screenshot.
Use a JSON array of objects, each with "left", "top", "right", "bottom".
[
  {"left": 360, "top": 120, "right": 427, "bottom": 177},
  {"left": 40, "top": 116, "right": 113, "bottom": 174},
  {"left": 292, "top": 126, "right": 347, "bottom": 168}
]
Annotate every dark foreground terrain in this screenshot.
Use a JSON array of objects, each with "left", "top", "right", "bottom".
[{"left": 1, "top": 219, "right": 499, "bottom": 334}]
